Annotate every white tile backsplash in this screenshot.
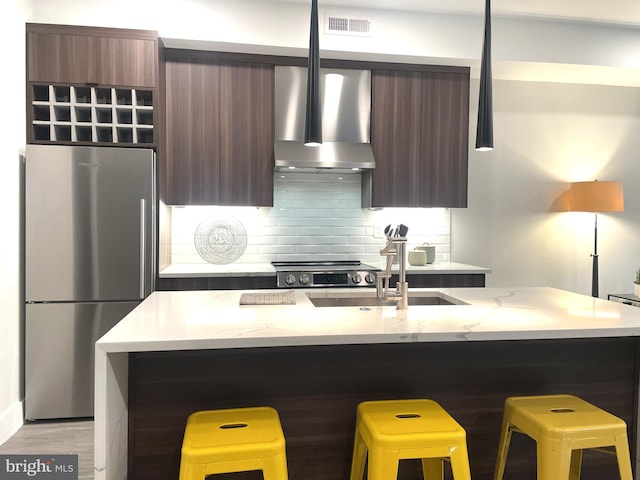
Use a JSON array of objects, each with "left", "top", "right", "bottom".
[{"left": 169, "top": 173, "right": 451, "bottom": 265}]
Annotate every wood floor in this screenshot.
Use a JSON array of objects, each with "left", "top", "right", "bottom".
[{"left": 0, "top": 419, "right": 93, "bottom": 479}]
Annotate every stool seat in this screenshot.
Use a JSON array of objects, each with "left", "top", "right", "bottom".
[
  {"left": 179, "top": 406, "right": 288, "bottom": 480},
  {"left": 350, "top": 399, "right": 471, "bottom": 480},
  {"left": 494, "top": 394, "right": 632, "bottom": 480}
]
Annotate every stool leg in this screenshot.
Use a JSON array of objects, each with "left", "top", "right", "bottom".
[
  {"left": 367, "top": 447, "right": 399, "bottom": 480},
  {"left": 421, "top": 458, "right": 443, "bottom": 480},
  {"left": 179, "top": 462, "right": 206, "bottom": 480},
  {"left": 494, "top": 421, "right": 513, "bottom": 480},
  {"left": 568, "top": 449, "right": 582, "bottom": 480},
  {"left": 262, "top": 453, "right": 289, "bottom": 480},
  {"left": 349, "top": 428, "right": 368, "bottom": 480},
  {"left": 449, "top": 443, "right": 472, "bottom": 480},
  {"left": 537, "top": 438, "right": 572, "bottom": 480},
  {"left": 614, "top": 433, "right": 634, "bottom": 480}
]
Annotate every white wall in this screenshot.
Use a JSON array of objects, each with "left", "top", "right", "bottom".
[
  {"left": 0, "top": 0, "right": 29, "bottom": 444},
  {"left": 453, "top": 79, "right": 640, "bottom": 296}
]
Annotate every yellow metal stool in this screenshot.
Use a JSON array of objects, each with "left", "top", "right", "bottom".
[
  {"left": 179, "top": 406, "right": 288, "bottom": 480},
  {"left": 494, "top": 394, "right": 633, "bottom": 480},
  {"left": 349, "top": 399, "right": 471, "bottom": 480}
]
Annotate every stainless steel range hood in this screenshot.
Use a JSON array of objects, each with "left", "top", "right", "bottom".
[{"left": 274, "top": 66, "right": 375, "bottom": 172}]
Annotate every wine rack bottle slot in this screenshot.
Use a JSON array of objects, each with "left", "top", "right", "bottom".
[
  {"left": 75, "top": 126, "right": 93, "bottom": 142},
  {"left": 116, "top": 108, "right": 133, "bottom": 124}
]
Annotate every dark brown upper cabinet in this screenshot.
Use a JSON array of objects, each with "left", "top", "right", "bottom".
[
  {"left": 364, "top": 67, "right": 470, "bottom": 208},
  {"left": 27, "top": 23, "right": 158, "bottom": 88},
  {"left": 163, "top": 55, "right": 220, "bottom": 204},
  {"left": 368, "top": 70, "right": 423, "bottom": 207},
  {"left": 162, "top": 51, "right": 274, "bottom": 206},
  {"left": 420, "top": 72, "right": 470, "bottom": 207},
  {"left": 26, "top": 24, "right": 158, "bottom": 146},
  {"left": 218, "top": 62, "right": 274, "bottom": 206}
]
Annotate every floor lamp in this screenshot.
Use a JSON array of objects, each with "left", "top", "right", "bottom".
[{"left": 567, "top": 180, "right": 624, "bottom": 298}]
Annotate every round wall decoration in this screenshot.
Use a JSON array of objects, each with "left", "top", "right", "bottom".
[{"left": 193, "top": 215, "right": 247, "bottom": 264}]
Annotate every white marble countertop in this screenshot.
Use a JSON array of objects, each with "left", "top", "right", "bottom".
[
  {"left": 93, "top": 286, "right": 640, "bottom": 480},
  {"left": 158, "top": 261, "right": 491, "bottom": 277},
  {"left": 370, "top": 261, "right": 491, "bottom": 274},
  {"left": 159, "top": 262, "right": 275, "bottom": 277},
  {"left": 97, "top": 287, "right": 640, "bottom": 354}
]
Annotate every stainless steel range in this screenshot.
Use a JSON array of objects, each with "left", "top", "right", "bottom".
[{"left": 273, "top": 261, "right": 379, "bottom": 288}]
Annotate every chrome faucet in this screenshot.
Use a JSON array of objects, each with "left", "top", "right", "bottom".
[{"left": 376, "top": 228, "right": 409, "bottom": 310}]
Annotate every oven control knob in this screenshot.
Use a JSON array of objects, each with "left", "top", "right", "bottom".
[
  {"left": 285, "top": 274, "right": 297, "bottom": 286},
  {"left": 299, "top": 273, "right": 310, "bottom": 285},
  {"left": 365, "top": 273, "right": 376, "bottom": 284},
  {"left": 352, "top": 273, "right": 362, "bottom": 284}
]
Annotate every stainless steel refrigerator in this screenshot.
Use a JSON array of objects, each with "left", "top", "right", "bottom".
[{"left": 24, "top": 144, "right": 155, "bottom": 420}]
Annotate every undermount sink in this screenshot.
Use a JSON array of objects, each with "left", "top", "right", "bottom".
[{"left": 306, "top": 291, "right": 466, "bottom": 308}]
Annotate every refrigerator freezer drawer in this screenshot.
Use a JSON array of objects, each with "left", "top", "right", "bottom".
[{"left": 25, "top": 301, "right": 139, "bottom": 420}]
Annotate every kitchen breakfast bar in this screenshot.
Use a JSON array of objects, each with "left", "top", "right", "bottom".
[{"left": 94, "top": 287, "right": 640, "bottom": 480}]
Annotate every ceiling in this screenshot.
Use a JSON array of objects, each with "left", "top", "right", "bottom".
[{"left": 286, "top": 0, "right": 640, "bottom": 27}]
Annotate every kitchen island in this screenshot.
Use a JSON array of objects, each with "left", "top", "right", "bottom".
[{"left": 95, "top": 287, "right": 640, "bottom": 480}]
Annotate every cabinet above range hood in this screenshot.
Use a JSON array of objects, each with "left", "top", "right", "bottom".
[{"left": 274, "top": 66, "right": 375, "bottom": 172}]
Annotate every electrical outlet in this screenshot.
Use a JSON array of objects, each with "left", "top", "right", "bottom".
[{"left": 373, "top": 223, "right": 385, "bottom": 238}]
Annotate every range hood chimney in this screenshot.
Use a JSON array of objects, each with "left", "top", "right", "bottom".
[{"left": 274, "top": 66, "right": 375, "bottom": 172}]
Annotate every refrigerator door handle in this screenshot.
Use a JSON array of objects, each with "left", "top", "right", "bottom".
[{"left": 140, "top": 198, "right": 146, "bottom": 298}]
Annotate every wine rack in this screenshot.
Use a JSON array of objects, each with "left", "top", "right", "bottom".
[{"left": 31, "top": 84, "right": 154, "bottom": 145}]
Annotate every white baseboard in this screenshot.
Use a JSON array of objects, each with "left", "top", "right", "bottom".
[{"left": 0, "top": 401, "right": 23, "bottom": 446}]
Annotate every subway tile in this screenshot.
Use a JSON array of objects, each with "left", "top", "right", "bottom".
[
  {"left": 331, "top": 245, "right": 366, "bottom": 254},
  {"left": 234, "top": 255, "right": 266, "bottom": 264},
  {"left": 296, "top": 245, "right": 333, "bottom": 254},
  {"left": 348, "top": 236, "right": 384, "bottom": 245},
  {"left": 348, "top": 217, "right": 373, "bottom": 227},
  {"left": 278, "top": 217, "right": 351, "bottom": 227},
  {"left": 278, "top": 236, "right": 348, "bottom": 245},
  {"left": 260, "top": 226, "right": 297, "bottom": 236},
  {"left": 275, "top": 253, "right": 351, "bottom": 263},
  {"left": 295, "top": 208, "right": 362, "bottom": 218},
  {"left": 258, "top": 245, "right": 294, "bottom": 255},
  {"left": 295, "top": 227, "right": 366, "bottom": 236},
  {"left": 250, "top": 236, "right": 280, "bottom": 246}
]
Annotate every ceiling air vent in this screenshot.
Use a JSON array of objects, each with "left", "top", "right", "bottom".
[{"left": 324, "top": 13, "right": 372, "bottom": 36}]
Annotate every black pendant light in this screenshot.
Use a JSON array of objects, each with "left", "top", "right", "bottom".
[
  {"left": 476, "top": 0, "right": 493, "bottom": 151},
  {"left": 304, "top": 0, "right": 322, "bottom": 146}
]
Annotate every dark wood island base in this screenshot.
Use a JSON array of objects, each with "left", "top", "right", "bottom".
[{"left": 128, "top": 337, "right": 639, "bottom": 480}]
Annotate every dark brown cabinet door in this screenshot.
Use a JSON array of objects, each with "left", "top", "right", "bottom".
[
  {"left": 370, "top": 70, "right": 422, "bottom": 207},
  {"left": 421, "top": 72, "right": 469, "bottom": 207},
  {"left": 162, "top": 52, "right": 274, "bottom": 206},
  {"left": 368, "top": 68, "right": 469, "bottom": 208},
  {"left": 164, "top": 57, "right": 221, "bottom": 205},
  {"left": 219, "top": 62, "right": 274, "bottom": 206},
  {"left": 27, "top": 24, "right": 157, "bottom": 88}
]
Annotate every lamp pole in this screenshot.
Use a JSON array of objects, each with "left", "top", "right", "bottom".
[{"left": 591, "top": 212, "right": 599, "bottom": 298}]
